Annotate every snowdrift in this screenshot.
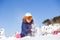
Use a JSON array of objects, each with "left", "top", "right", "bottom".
[{"left": 0, "top": 23, "right": 60, "bottom": 40}]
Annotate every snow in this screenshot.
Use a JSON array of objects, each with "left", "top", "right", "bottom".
[
  {"left": 0, "top": 35, "right": 60, "bottom": 40},
  {"left": 0, "top": 23, "right": 60, "bottom": 40}
]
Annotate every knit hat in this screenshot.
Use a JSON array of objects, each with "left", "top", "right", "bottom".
[{"left": 25, "top": 12, "right": 32, "bottom": 16}]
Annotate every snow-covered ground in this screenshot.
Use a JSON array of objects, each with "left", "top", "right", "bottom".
[
  {"left": 20, "top": 35, "right": 60, "bottom": 40},
  {"left": 0, "top": 23, "right": 60, "bottom": 40},
  {"left": 0, "top": 35, "right": 60, "bottom": 40},
  {"left": 1, "top": 35, "right": 60, "bottom": 40}
]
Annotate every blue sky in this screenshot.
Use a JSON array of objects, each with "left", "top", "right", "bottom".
[{"left": 0, "top": 0, "right": 60, "bottom": 36}]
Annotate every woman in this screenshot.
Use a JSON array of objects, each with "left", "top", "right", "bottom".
[{"left": 21, "top": 13, "right": 34, "bottom": 37}]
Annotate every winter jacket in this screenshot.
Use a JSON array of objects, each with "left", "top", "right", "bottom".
[{"left": 21, "top": 20, "right": 33, "bottom": 37}]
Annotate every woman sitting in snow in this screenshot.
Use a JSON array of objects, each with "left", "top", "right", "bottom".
[{"left": 21, "top": 13, "right": 34, "bottom": 37}]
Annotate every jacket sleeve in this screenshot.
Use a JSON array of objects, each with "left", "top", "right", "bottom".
[{"left": 22, "top": 23, "right": 31, "bottom": 33}]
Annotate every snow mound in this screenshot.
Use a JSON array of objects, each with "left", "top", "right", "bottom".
[{"left": 0, "top": 23, "right": 60, "bottom": 40}]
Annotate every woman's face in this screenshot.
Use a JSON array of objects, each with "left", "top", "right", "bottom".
[
  {"left": 25, "top": 16, "right": 32, "bottom": 23},
  {"left": 26, "top": 20, "right": 31, "bottom": 23}
]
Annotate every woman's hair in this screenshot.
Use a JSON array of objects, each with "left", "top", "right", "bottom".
[
  {"left": 23, "top": 17, "right": 26, "bottom": 23},
  {"left": 22, "top": 16, "right": 34, "bottom": 24}
]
